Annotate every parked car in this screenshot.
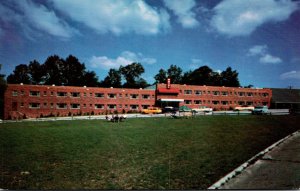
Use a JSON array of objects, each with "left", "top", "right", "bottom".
[
  {"left": 234, "top": 105, "right": 255, "bottom": 111},
  {"left": 252, "top": 106, "right": 269, "bottom": 115},
  {"left": 142, "top": 107, "right": 162, "bottom": 114},
  {"left": 192, "top": 106, "right": 213, "bottom": 113},
  {"left": 162, "top": 106, "right": 178, "bottom": 113}
]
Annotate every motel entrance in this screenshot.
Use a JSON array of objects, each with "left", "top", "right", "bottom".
[{"left": 157, "top": 98, "right": 184, "bottom": 109}]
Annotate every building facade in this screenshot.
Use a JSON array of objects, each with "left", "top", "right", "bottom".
[{"left": 4, "top": 82, "right": 272, "bottom": 119}]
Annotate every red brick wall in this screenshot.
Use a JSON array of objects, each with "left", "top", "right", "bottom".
[
  {"left": 4, "top": 84, "right": 156, "bottom": 119},
  {"left": 156, "top": 83, "right": 272, "bottom": 110},
  {"left": 4, "top": 83, "right": 272, "bottom": 119}
]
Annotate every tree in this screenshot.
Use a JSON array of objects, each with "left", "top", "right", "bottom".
[
  {"left": 43, "top": 55, "right": 65, "bottom": 85},
  {"left": 154, "top": 69, "right": 167, "bottom": 84},
  {"left": 184, "top": 65, "right": 213, "bottom": 85},
  {"left": 119, "top": 63, "right": 146, "bottom": 88},
  {"left": 83, "top": 71, "right": 100, "bottom": 87},
  {"left": 167, "top": 65, "right": 182, "bottom": 84},
  {"left": 64, "top": 55, "right": 87, "bottom": 86},
  {"left": 28, "top": 60, "right": 44, "bottom": 84},
  {"left": 100, "top": 69, "right": 122, "bottom": 88},
  {"left": 220, "top": 67, "right": 240, "bottom": 87},
  {"left": 0, "top": 64, "right": 7, "bottom": 119},
  {"left": 7, "top": 64, "right": 30, "bottom": 84}
]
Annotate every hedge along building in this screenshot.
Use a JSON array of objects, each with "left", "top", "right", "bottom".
[{"left": 4, "top": 80, "right": 272, "bottom": 119}]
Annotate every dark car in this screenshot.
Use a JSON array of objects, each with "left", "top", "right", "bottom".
[{"left": 162, "top": 106, "right": 178, "bottom": 113}]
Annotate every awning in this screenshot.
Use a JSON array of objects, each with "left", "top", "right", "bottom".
[
  {"left": 159, "top": 98, "right": 184, "bottom": 102},
  {"left": 157, "top": 88, "right": 180, "bottom": 94}
]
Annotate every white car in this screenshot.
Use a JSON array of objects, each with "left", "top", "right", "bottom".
[{"left": 192, "top": 106, "right": 213, "bottom": 113}]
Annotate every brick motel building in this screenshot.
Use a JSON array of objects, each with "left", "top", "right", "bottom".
[{"left": 4, "top": 81, "right": 272, "bottom": 120}]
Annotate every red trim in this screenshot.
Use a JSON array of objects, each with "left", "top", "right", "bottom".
[{"left": 157, "top": 88, "right": 180, "bottom": 94}]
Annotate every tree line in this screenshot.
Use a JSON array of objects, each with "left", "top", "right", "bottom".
[{"left": 6, "top": 54, "right": 240, "bottom": 88}]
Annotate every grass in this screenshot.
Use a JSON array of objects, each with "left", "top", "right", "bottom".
[{"left": 1, "top": 115, "right": 300, "bottom": 189}]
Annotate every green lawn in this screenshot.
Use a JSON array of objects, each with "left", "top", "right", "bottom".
[{"left": 1, "top": 115, "right": 300, "bottom": 189}]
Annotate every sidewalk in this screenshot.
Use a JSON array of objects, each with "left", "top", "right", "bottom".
[{"left": 210, "top": 130, "right": 300, "bottom": 189}]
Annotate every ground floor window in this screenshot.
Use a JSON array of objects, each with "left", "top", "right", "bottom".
[
  {"left": 184, "top": 100, "right": 192, "bottom": 104},
  {"left": 130, "top": 105, "right": 139, "bottom": 110},
  {"left": 95, "top": 104, "right": 104, "bottom": 109},
  {"left": 71, "top": 103, "right": 80, "bottom": 109},
  {"left": 194, "top": 100, "right": 202, "bottom": 104},
  {"left": 108, "top": 104, "right": 116, "bottom": 109},
  {"left": 29, "top": 103, "right": 40, "bottom": 109},
  {"left": 142, "top": 105, "right": 150, "bottom": 109},
  {"left": 57, "top": 103, "right": 67, "bottom": 109}
]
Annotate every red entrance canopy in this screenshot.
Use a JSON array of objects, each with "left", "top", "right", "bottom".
[{"left": 157, "top": 88, "right": 180, "bottom": 94}]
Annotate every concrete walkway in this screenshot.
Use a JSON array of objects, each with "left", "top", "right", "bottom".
[{"left": 210, "top": 130, "right": 300, "bottom": 189}]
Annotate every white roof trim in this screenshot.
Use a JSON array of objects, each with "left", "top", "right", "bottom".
[{"left": 160, "top": 98, "right": 184, "bottom": 102}]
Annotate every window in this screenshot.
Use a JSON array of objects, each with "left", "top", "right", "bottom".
[
  {"left": 125, "top": 105, "right": 128, "bottom": 109},
  {"left": 108, "top": 94, "right": 116, "bottom": 99},
  {"left": 246, "top": 102, "right": 253, "bottom": 106},
  {"left": 50, "top": 103, "right": 54, "bottom": 108},
  {"left": 20, "top": 90, "right": 24, "bottom": 95},
  {"left": 95, "top": 104, "right": 104, "bottom": 109},
  {"left": 57, "top": 92, "right": 67, "bottom": 97},
  {"left": 130, "top": 94, "right": 139, "bottom": 99},
  {"left": 95, "top": 93, "right": 104, "bottom": 98},
  {"left": 51, "top": 92, "right": 54, "bottom": 96},
  {"left": 43, "top": 91, "right": 47, "bottom": 96},
  {"left": 184, "top": 100, "right": 192, "bottom": 104},
  {"left": 262, "top": 93, "right": 269, "bottom": 97},
  {"left": 184, "top": 90, "right": 192, "bottom": 95},
  {"left": 130, "top": 105, "right": 139, "bottom": 110},
  {"left": 125, "top": 94, "right": 128, "bottom": 98},
  {"left": 262, "top": 102, "right": 268, "bottom": 106},
  {"left": 71, "top": 92, "right": 80, "bottom": 97},
  {"left": 221, "top": 91, "right": 228, "bottom": 96},
  {"left": 12, "top": 90, "right": 18, "bottom": 96},
  {"left": 247, "top": 92, "right": 253, "bottom": 97},
  {"left": 142, "top": 94, "right": 150, "bottom": 99},
  {"left": 207, "top": 91, "right": 211, "bottom": 95},
  {"left": 71, "top": 103, "right": 80, "bottom": 109},
  {"left": 30, "top": 91, "right": 40, "bottom": 97},
  {"left": 43, "top": 103, "right": 47, "bottom": 107},
  {"left": 108, "top": 104, "right": 116, "bottom": 109},
  {"left": 90, "top": 93, "right": 93, "bottom": 97},
  {"left": 83, "top": 104, "right": 86, "bottom": 108},
  {"left": 238, "top": 92, "right": 245, "bottom": 97},
  {"left": 57, "top": 103, "right": 67, "bottom": 109},
  {"left": 119, "top": 104, "right": 122, "bottom": 108},
  {"left": 142, "top": 105, "right": 149, "bottom": 109},
  {"left": 194, "top": 100, "right": 202, "bottom": 104},
  {"left": 29, "top": 103, "right": 40, "bottom": 108},
  {"left": 194, "top": 90, "right": 202, "bottom": 95},
  {"left": 20, "top": 102, "right": 24, "bottom": 107},
  {"left": 119, "top": 94, "right": 122, "bottom": 98},
  {"left": 84, "top": 93, "right": 87, "bottom": 97},
  {"left": 221, "top": 101, "right": 228, "bottom": 105},
  {"left": 212, "top": 101, "right": 219, "bottom": 105},
  {"left": 238, "top": 101, "right": 245, "bottom": 105},
  {"left": 212, "top": 91, "right": 220, "bottom": 96}
]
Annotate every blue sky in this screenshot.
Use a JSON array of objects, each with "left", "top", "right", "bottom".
[{"left": 0, "top": 0, "right": 300, "bottom": 88}]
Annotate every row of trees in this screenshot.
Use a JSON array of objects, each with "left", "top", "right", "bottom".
[{"left": 6, "top": 55, "right": 241, "bottom": 88}]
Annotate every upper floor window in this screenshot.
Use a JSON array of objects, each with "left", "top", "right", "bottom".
[
  {"left": 130, "top": 94, "right": 139, "bottom": 99},
  {"left": 30, "top": 91, "right": 40, "bottom": 97},
  {"left": 119, "top": 94, "right": 122, "bottom": 98},
  {"left": 20, "top": 90, "right": 24, "bottom": 95},
  {"left": 247, "top": 92, "right": 253, "bottom": 97},
  {"left": 108, "top": 93, "right": 116, "bottom": 99},
  {"left": 71, "top": 92, "right": 80, "bottom": 97},
  {"left": 57, "top": 92, "right": 67, "bottom": 97},
  {"left": 212, "top": 91, "right": 220, "bottom": 96},
  {"left": 238, "top": 92, "right": 245, "bottom": 97},
  {"left": 43, "top": 91, "right": 47, "bottom": 96},
  {"left": 184, "top": 90, "right": 192, "bottom": 95},
  {"left": 12, "top": 90, "right": 18, "bottom": 96},
  {"left": 95, "top": 93, "right": 104, "bottom": 98},
  {"left": 194, "top": 90, "right": 202, "bottom": 95},
  {"left": 142, "top": 94, "right": 150, "bottom": 99},
  {"left": 262, "top": 93, "right": 269, "bottom": 97},
  {"left": 221, "top": 91, "right": 228, "bottom": 96}
]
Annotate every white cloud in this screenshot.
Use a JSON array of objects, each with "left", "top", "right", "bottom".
[
  {"left": 259, "top": 54, "right": 282, "bottom": 64},
  {"left": 211, "top": 0, "right": 298, "bottom": 36},
  {"left": 0, "top": 0, "right": 77, "bottom": 39},
  {"left": 163, "top": 0, "right": 199, "bottom": 28},
  {"left": 248, "top": 44, "right": 282, "bottom": 64},
  {"left": 280, "top": 71, "right": 300, "bottom": 80},
  {"left": 248, "top": 45, "right": 268, "bottom": 56},
  {"left": 90, "top": 51, "right": 157, "bottom": 69},
  {"left": 51, "top": 0, "right": 171, "bottom": 35}
]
